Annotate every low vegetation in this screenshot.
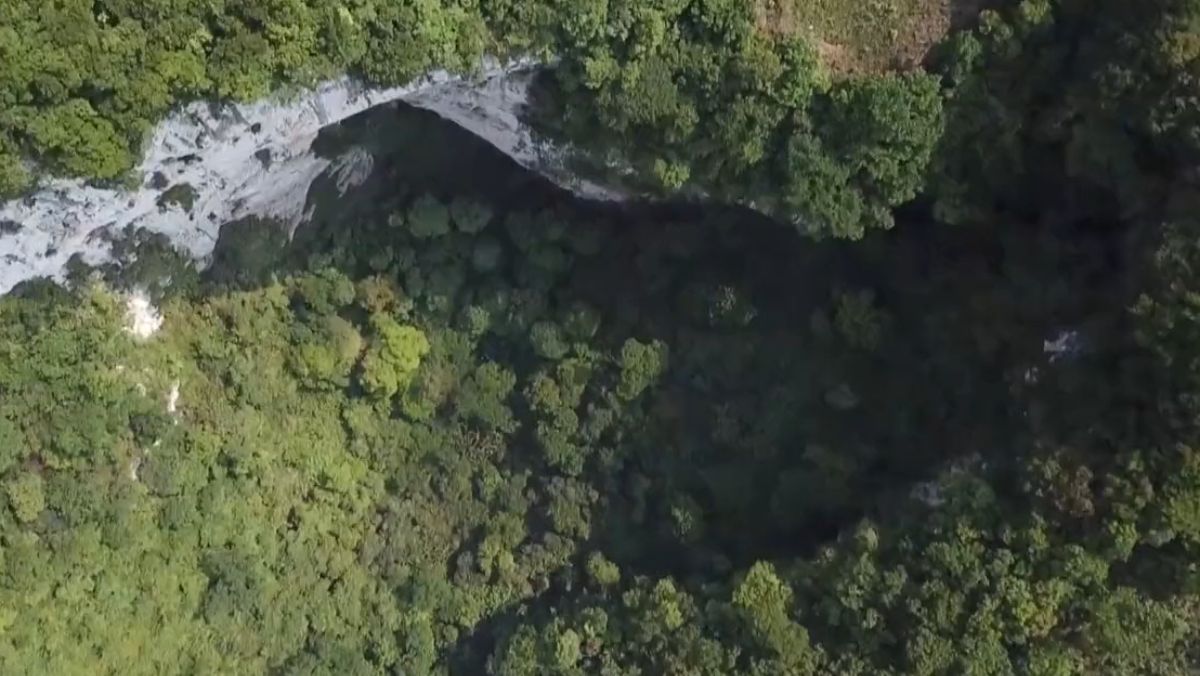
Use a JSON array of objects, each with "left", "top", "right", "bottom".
[{"left": 757, "top": 0, "right": 974, "bottom": 73}]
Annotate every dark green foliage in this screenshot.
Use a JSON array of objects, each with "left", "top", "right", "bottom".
[
  {"left": 451, "top": 198, "right": 494, "bottom": 234},
  {"left": 529, "top": 6, "right": 943, "bottom": 237},
  {"left": 456, "top": 362, "right": 518, "bottom": 432},
  {"left": 928, "top": 0, "right": 1200, "bottom": 227},
  {"left": 805, "top": 73, "right": 944, "bottom": 236},
  {"left": 156, "top": 183, "right": 198, "bottom": 212},
  {"left": 207, "top": 218, "right": 290, "bottom": 288},
  {"left": 406, "top": 194, "right": 453, "bottom": 240}
]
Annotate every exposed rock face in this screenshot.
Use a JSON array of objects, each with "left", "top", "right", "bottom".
[
  {"left": 402, "top": 67, "right": 623, "bottom": 201},
  {"left": 123, "top": 290, "right": 163, "bottom": 340},
  {"left": 0, "top": 59, "right": 618, "bottom": 293}
]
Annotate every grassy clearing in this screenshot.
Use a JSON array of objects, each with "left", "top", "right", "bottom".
[{"left": 756, "top": 0, "right": 986, "bottom": 74}]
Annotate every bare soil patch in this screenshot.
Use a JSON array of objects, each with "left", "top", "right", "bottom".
[{"left": 756, "top": 0, "right": 993, "bottom": 75}]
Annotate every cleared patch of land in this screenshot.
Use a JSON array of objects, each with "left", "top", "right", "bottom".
[{"left": 756, "top": 0, "right": 990, "bottom": 74}]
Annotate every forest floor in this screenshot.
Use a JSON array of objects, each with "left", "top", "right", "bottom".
[{"left": 756, "top": 0, "right": 992, "bottom": 74}]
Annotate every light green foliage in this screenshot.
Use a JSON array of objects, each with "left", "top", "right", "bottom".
[
  {"left": 653, "top": 158, "right": 691, "bottom": 191},
  {"left": 1084, "top": 588, "right": 1190, "bottom": 674},
  {"left": 537, "top": 420, "right": 584, "bottom": 476},
  {"left": 0, "top": 419, "right": 22, "bottom": 476},
  {"left": 4, "top": 472, "right": 44, "bottom": 523},
  {"left": 490, "top": 575, "right": 741, "bottom": 674},
  {"left": 399, "top": 327, "right": 473, "bottom": 421},
  {"left": 0, "top": 282, "right": 396, "bottom": 672},
  {"left": 26, "top": 99, "right": 132, "bottom": 180},
  {"left": 617, "top": 338, "right": 668, "bottom": 401},
  {"left": 0, "top": 136, "right": 29, "bottom": 195},
  {"left": 459, "top": 303, "right": 493, "bottom": 337},
  {"left": 586, "top": 552, "right": 620, "bottom": 587},
  {"left": 358, "top": 0, "right": 487, "bottom": 84},
  {"left": 360, "top": 315, "right": 430, "bottom": 399},
  {"left": 290, "top": 315, "right": 363, "bottom": 389},
  {"left": 530, "top": 320, "right": 569, "bottom": 360},
  {"left": 554, "top": 359, "right": 592, "bottom": 406},
  {"left": 0, "top": 264, "right": 634, "bottom": 672},
  {"left": 554, "top": 626, "right": 582, "bottom": 668},
  {"left": 732, "top": 562, "right": 817, "bottom": 672},
  {"left": 526, "top": 372, "right": 564, "bottom": 416}
]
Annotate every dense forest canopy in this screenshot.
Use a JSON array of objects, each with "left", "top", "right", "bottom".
[{"left": 3, "top": 0, "right": 1200, "bottom": 674}]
